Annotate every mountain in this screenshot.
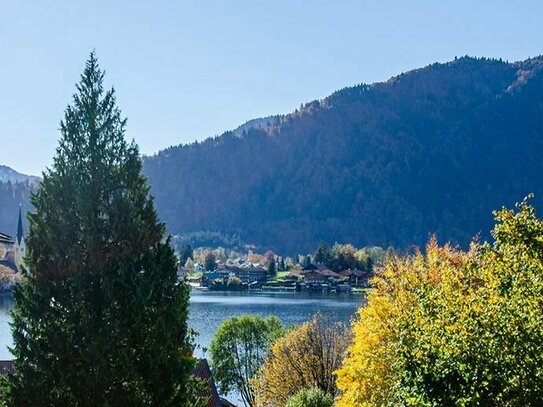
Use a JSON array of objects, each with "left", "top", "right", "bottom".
[
  {"left": 229, "top": 116, "right": 281, "bottom": 138},
  {"left": 0, "top": 178, "right": 37, "bottom": 238},
  {"left": 0, "top": 165, "right": 40, "bottom": 185},
  {"left": 143, "top": 56, "right": 543, "bottom": 254}
]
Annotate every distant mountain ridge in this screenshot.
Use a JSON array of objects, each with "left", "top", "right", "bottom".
[
  {"left": 3, "top": 57, "right": 543, "bottom": 254},
  {"left": 0, "top": 165, "right": 40, "bottom": 185},
  {"left": 143, "top": 56, "right": 543, "bottom": 254},
  {"left": 229, "top": 116, "right": 280, "bottom": 138}
]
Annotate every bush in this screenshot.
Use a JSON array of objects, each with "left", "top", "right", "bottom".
[{"left": 284, "top": 388, "right": 334, "bottom": 407}]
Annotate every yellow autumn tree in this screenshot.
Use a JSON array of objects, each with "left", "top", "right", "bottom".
[
  {"left": 252, "top": 314, "right": 349, "bottom": 407},
  {"left": 336, "top": 197, "right": 543, "bottom": 406}
]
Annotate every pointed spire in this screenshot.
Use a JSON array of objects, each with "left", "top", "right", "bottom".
[{"left": 17, "top": 204, "right": 23, "bottom": 245}]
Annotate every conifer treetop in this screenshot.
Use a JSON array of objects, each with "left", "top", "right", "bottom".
[{"left": 28, "top": 51, "right": 163, "bottom": 280}]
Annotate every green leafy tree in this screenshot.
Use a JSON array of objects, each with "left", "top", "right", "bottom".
[
  {"left": 184, "top": 257, "right": 195, "bottom": 273},
  {"left": 285, "top": 388, "right": 334, "bottom": 407},
  {"left": 210, "top": 315, "right": 285, "bottom": 406},
  {"left": 326, "top": 243, "right": 373, "bottom": 272},
  {"left": 5, "top": 53, "right": 197, "bottom": 406},
  {"left": 336, "top": 196, "right": 543, "bottom": 407}
]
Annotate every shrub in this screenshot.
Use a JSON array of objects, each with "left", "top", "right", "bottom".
[{"left": 284, "top": 388, "right": 334, "bottom": 407}]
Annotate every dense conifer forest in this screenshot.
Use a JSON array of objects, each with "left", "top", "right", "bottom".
[
  {"left": 142, "top": 56, "right": 543, "bottom": 253},
  {"left": 2, "top": 56, "right": 543, "bottom": 254}
]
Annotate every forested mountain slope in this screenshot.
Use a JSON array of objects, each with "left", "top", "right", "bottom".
[
  {"left": 0, "top": 181, "right": 35, "bottom": 237},
  {"left": 128, "top": 57, "right": 543, "bottom": 252}
]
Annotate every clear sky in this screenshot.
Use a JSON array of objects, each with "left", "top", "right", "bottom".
[{"left": 2, "top": 0, "right": 542, "bottom": 175}]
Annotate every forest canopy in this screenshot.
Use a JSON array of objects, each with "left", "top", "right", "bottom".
[
  {"left": 336, "top": 197, "right": 543, "bottom": 406},
  {"left": 143, "top": 56, "right": 543, "bottom": 254}
]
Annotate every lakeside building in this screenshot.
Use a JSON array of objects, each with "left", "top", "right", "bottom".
[
  {"left": 339, "top": 268, "right": 371, "bottom": 287},
  {"left": 227, "top": 265, "right": 267, "bottom": 284},
  {"left": 193, "top": 358, "right": 235, "bottom": 407},
  {"left": 301, "top": 263, "right": 341, "bottom": 283},
  {"left": 0, "top": 233, "right": 13, "bottom": 247}
]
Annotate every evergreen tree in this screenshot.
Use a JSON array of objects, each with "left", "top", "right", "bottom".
[
  {"left": 314, "top": 241, "right": 331, "bottom": 265},
  {"left": 204, "top": 251, "right": 216, "bottom": 271},
  {"left": 267, "top": 258, "right": 277, "bottom": 277},
  {"left": 6, "top": 53, "right": 197, "bottom": 406},
  {"left": 279, "top": 257, "right": 285, "bottom": 271},
  {"left": 291, "top": 256, "right": 299, "bottom": 267},
  {"left": 178, "top": 243, "right": 194, "bottom": 265}
]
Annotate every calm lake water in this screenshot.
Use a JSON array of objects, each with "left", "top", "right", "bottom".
[
  {"left": 0, "top": 290, "right": 364, "bottom": 404},
  {"left": 189, "top": 290, "right": 364, "bottom": 357}
]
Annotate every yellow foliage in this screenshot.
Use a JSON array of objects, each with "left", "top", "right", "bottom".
[
  {"left": 253, "top": 314, "right": 349, "bottom": 407},
  {"left": 335, "top": 238, "right": 471, "bottom": 407},
  {"left": 336, "top": 198, "right": 543, "bottom": 406}
]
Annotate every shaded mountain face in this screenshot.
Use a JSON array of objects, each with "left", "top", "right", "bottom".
[
  {"left": 143, "top": 56, "right": 543, "bottom": 254},
  {"left": 0, "top": 180, "right": 34, "bottom": 238},
  {"left": 0, "top": 166, "right": 39, "bottom": 235}
]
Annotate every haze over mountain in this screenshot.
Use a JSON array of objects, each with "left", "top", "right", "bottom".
[{"left": 143, "top": 56, "right": 543, "bottom": 254}]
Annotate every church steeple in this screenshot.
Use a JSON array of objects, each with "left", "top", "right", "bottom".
[
  {"left": 17, "top": 205, "right": 24, "bottom": 245},
  {"left": 14, "top": 205, "right": 26, "bottom": 270}
]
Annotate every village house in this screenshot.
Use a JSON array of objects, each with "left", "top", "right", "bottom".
[
  {"left": 225, "top": 265, "right": 267, "bottom": 284},
  {"left": 193, "top": 358, "right": 236, "bottom": 407},
  {"left": 0, "top": 233, "right": 14, "bottom": 274},
  {"left": 339, "top": 268, "right": 371, "bottom": 287},
  {"left": 301, "top": 263, "right": 341, "bottom": 283},
  {"left": 202, "top": 270, "right": 230, "bottom": 286},
  {"left": 0, "top": 233, "right": 13, "bottom": 247}
]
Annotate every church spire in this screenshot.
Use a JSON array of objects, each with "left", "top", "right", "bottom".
[{"left": 17, "top": 204, "right": 23, "bottom": 245}]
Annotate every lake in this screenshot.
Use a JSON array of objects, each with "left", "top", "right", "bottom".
[
  {"left": 0, "top": 290, "right": 364, "bottom": 404},
  {"left": 189, "top": 290, "right": 364, "bottom": 357}
]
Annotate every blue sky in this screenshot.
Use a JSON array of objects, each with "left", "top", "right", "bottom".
[{"left": 2, "top": 0, "right": 542, "bottom": 175}]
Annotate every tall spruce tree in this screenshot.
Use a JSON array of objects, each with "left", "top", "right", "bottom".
[
  {"left": 6, "top": 53, "right": 196, "bottom": 406},
  {"left": 314, "top": 242, "right": 331, "bottom": 265}
]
